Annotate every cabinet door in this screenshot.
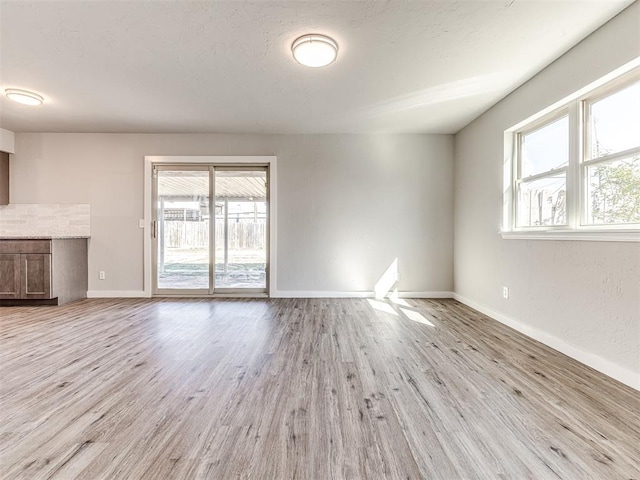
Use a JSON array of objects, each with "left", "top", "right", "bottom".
[
  {"left": 0, "top": 254, "right": 21, "bottom": 298},
  {"left": 20, "top": 254, "right": 52, "bottom": 299}
]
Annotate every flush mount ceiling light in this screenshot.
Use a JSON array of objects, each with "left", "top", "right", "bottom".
[
  {"left": 291, "top": 34, "right": 338, "bottom": 68},
  {"left": 5, "top": 88, "right": 44, "bottom": 106}
]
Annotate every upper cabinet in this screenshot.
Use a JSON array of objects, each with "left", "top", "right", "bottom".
[
  {"left": 0, "top": 152, "right": 9, "bottom": 205},
  {"left": 0, "top": 128, "right": 15, "bottom": 206}
]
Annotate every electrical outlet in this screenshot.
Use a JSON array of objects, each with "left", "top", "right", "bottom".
[
  {"left": 99, "top": 271, "right": 106, "bottom": 280},
  {"left": 502, "top": 286, "right": 509, "bottom": 299}
]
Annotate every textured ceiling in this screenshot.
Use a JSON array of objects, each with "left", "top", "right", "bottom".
[{"left": 0, "top": 0, "right": 633, "bottom": 134}]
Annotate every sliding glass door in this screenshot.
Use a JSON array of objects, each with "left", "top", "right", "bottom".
[
  {"left": 152, "top": 165, "right": 268, "bottom": 295},
  {"left": 214, "top": 168, "right": 268, "bottom": 292}
]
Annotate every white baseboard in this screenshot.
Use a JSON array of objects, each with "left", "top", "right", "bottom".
[
  {"left": 272, "top": 291, "right": 372, "bottom": 298},
  {"left": 271, "top": 291, "right": 454, "bottom": 299},
  {"left": 453, "top": 293, "right": 640, "bottom": 391},
  {"left": 402, "top": 291, "right": 454, "bottom": 299},
  {"left": 87, "top": 290, "right": 148, "bottom": 298},
  {"left": 86, "top": 290, "right": 454, "bottom": 300}
]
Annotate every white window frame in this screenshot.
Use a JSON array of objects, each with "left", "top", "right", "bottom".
[
  {"left": 503, "top": 62, "right": 640, "bottom": 242},
  {"left": 514, "top": 108, "right": 570, "bottom": 230}
]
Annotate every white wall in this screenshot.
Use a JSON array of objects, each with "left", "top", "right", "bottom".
[
  {"left": 11, "top": 133, "right": 454, "bottom": 295},
  {"left": 454, "top": 2, "right": 640, "bottom": 387}
]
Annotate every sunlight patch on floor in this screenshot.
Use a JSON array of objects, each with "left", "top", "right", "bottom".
[
  {"left": 367, "top": 299, "right": 398, "bottom": 315},
  {"left": 400, "top": 307, "right": 434, "bottom": 327},
  {"left": 389, "top": 288, "right": 411, "bottom": 307}
]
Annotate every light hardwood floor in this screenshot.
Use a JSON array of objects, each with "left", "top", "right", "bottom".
[{"left": 0, "top": 298, "right": 638, "bottom": 479}]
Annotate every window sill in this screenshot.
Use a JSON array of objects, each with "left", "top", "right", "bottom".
[{"left": 501, "top": 230, "right": 640, "bottom": 242}]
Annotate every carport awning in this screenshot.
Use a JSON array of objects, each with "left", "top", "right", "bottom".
[{"left": 158, "top": 171, "right": 266, "bottom": 200}]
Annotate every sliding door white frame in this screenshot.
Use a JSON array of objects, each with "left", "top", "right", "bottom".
[{"left": 143, "top": 156, "right": 277, "bottom": 298}]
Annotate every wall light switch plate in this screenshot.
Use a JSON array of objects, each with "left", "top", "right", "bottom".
[{"left": 139, "top": 219, "right": 145, "bottom": 229}]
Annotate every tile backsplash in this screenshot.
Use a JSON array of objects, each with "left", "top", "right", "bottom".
[{"left": 0, "top": 203, "right": 90, "bottom": 237}]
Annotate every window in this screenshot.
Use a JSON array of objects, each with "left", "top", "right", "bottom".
[
  {"left": 584, "top": 81, "right": 640, "bottom": 225},
  {"left": 517, "top": 114, "right": 569, "bottom": 227},
  {"left": 504, "top": 66, "right": 640, "bottom": 240}
]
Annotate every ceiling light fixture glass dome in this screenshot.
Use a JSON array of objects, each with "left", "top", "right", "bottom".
[
  {"left": 291, "top": 34, "right": 338, "bottom": 68},
  {"left": 5, "top": 89, "right": 44, "bottom": 106}
]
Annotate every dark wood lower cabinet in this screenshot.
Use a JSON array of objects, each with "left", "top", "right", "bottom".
[
  {"left": 21, "top": 253, "right": 52, "bottom": 299},
  {"left": 0, "top": 239, "right": 87, "bottom": 305},
  {"left": 0, "top": 254, "right": 21, "bottom": 298}
]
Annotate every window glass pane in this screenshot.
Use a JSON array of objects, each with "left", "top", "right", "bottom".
[
  {"left": 589, "top": 81, "right": 640, "bottom": 159},
  {"left": 521, "top": 116, "right": 569, "bottom": 178},
  {"left": 156, "top": 170, "right": 210, "bottom": 290},
  {"left": 586, "top": 156, "right": 640, "bottom": 225},
  {"left": 517, "top": 173, "right": 566, "bottom": 227},
  {"left": 215, "top": 170, "right": 267, "bottom": 289}
]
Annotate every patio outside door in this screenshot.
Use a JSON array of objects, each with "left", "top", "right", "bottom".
[{"left": 152, "top": 165, "right": 268, "bottom": 295}]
